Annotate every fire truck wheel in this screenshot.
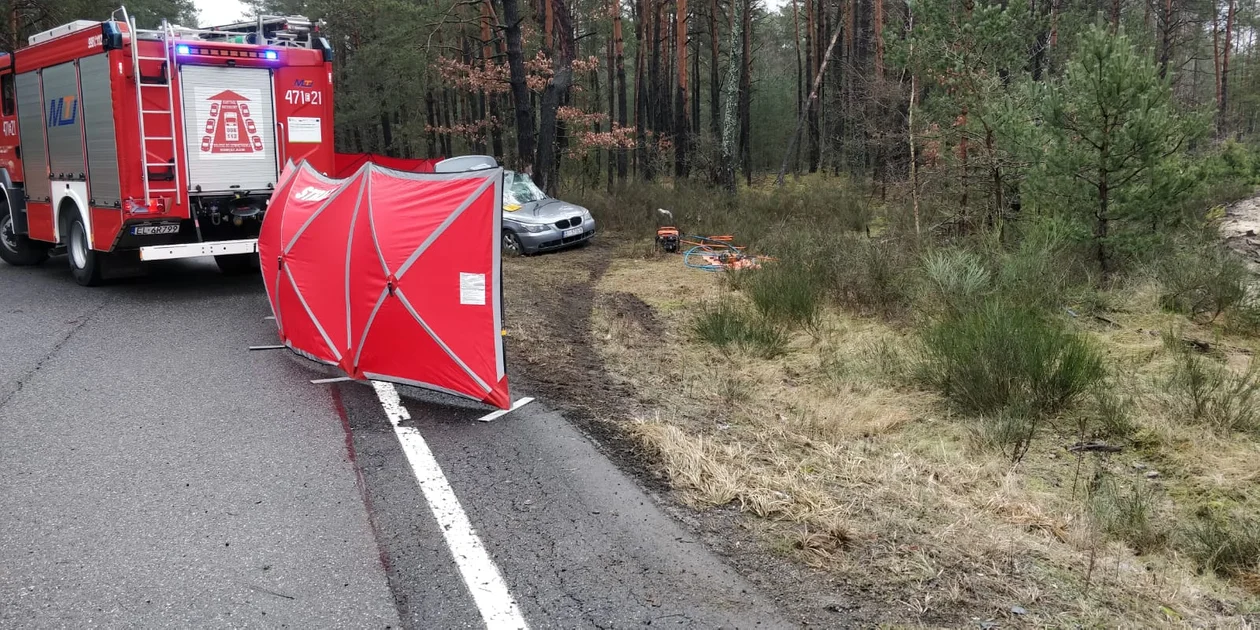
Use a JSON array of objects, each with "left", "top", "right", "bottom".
[
  {"left": 0, "top": 212, "right": 50, "bottom": 267},
  {"left": 215, "top": 254, "right": 260, "bottom": 275},
  {"left": 66, "top": 213, "right": 104, "bottom": 287}
]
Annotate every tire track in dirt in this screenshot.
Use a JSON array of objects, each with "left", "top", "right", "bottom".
[
  {"left": 502, "top": 241, "right": 665, "bottom": 489},
  {"left": 500, "top": 241, "right": 853, "bottom": 628}
]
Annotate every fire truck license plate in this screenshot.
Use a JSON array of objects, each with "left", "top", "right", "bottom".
[{"left": 131, "top": 224, "right": 181, "bottom": 236}]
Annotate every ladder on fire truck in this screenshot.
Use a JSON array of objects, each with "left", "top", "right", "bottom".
[{"left": 113, "top": 7, "right": 181, "bottom": 208}]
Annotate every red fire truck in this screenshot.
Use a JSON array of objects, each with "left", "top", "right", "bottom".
[{"left": 0, "top": 7, "right": 335, "bottom": 285}]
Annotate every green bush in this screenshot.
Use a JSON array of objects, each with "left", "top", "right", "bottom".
[
  {"left": 692, "top": 303, "right": 788, "bottom": 359},
  {"left": 1157, "top": 242, "right": 1249, "bottom": 322},
  {"left": 826, "top": 236, "right": 916, "bottom": 317},
  {"left": 1166, "top": 348, "right": 1260, "bottom": 434},
  {"left": 1225, "top": 298, "right": 1260, "bottom": 337},
  {"left": 1091, "top": 476, "right": 1165, "bottom": 554},
  {"left": 970, "top": 409, "right": 1041, "bottom": 463},
  {"left": 1181, "top": 511, "right": 1260, "bottom": 578},
  {"left": 920, "top": 249, "right": 992, "bottom": 318},
  {"left": 693, "top": 302, "right": 748, "bottom": 349},
  {"left": 920, "top": 301, "right": 1105, "bottom": 418},
  {"left": 996, "top": 216, "right": 1093, "bottom": 312},
  {"left": 1091, "top": 388, "right": 1138, "bottom": 439},
  {"left": 743, "top": 261, "right": 823, "bottom": 328}
]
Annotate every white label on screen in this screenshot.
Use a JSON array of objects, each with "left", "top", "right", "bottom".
[
  {"left": 288, "top": 117, "right": 322, "bottom": 143},
  {"left": 460, "top": 273, "right": 486, "bottom": 306}
]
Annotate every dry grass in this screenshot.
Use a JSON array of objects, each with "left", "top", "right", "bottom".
[{"left": 588, "top": 244, "right": 1260, "bottom": 626}]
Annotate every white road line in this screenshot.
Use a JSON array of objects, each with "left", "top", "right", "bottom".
[{"left": 371, "top": 381, "right": 529, "bottom": 630}]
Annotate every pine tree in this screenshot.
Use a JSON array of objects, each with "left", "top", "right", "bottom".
[{"left": 1035, "top": 25, "right": 1203, "bottom": 273}]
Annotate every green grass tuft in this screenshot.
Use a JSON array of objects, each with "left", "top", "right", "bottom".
[{"left": 920, "top": 301, "right": 1105, "bottom": 419}]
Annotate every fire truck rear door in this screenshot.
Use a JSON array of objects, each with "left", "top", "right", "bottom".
[{"left": 179, "top": 65, "right": 278, "bottom": 194}]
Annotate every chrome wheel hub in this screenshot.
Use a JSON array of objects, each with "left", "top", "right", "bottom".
[
  {"left": 69, "top": 223, "right": 87, "bottom": 269},
  {"left": 0, "top": 216, "right": 17, "bottom": 253}
]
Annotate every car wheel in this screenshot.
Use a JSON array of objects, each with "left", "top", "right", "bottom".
[
  {"left": 502, "top": 230, "right": 524, "bottom": 256},
  {"left": 66, "top": 212, "right": 104, "bottom": 286},
  {"left": 0, "top": 212, "right": 50, "bottom": 267}
]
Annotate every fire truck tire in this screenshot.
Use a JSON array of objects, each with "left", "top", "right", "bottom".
[
  {"left": 0, "top": 212, "right": 50, "bottom": 267},
  {"left": 65, "top": 213, "right": 104, "bottom": 287},
  {"left": 215, "top": 254, "right": 260, "bottom": 275}
]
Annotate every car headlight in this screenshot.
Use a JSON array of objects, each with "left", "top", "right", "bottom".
[
  {"left": 580, "top": 209, "right": 593, "bottom": 221},
  {"left": 515, "top": 222, "right": 548, "bottom": 233}
]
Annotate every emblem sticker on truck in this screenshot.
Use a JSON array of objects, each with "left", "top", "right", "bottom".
[{"left": 196, "top": 88, "right": 265, "bottom": 159}]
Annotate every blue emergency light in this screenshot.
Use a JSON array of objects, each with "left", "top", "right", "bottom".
[
  {"left": 176, "top": 45, "right": 189, "bottom": 55},
  {"left": 263, "top": 50, "right": 278, "bottom": 60}
]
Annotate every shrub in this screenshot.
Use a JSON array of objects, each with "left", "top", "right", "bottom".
[
  {"left": 970, "top": 409, "right": 1041, "bottom": 463},
  {"left": 826, "top": 236, "right": 916, "bottom": 317},
  {"left": 920, "top": 301, "right": 1105, "bottom": 418},
  {"left": 1165, "top": 349, "right": 1260, "bottom": 434},
  {"left": 744, "top": 261, "right": 823, "bottom": 328},
  {"left": 996, "top": 215, "right": 1093, "bottom": 312},
  {"left": 692, "top": 303, "right": 788, "bottom": 359},
  {"left": 920, "top": 249, "right": 992, "bottom": 318},
  {"left": 693, "top": 302, "right": 748, "bottom": 350},
  {"left": 1090, "top": 476, "right": 1165, "bottom": 554},
  {"left": 1226, "top": 299, "right": 1260, "bottom": 337},
  {"left": 1157, "top": 242, "right": 1249, "bottom": 322},
  {"left": 1091, "top": 388, "right": 1138, "bottom": 440},
  {"left": 1181, "top": 511, "right": 1260, "bottom": 578}
]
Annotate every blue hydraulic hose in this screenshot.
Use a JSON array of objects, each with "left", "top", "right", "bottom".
[
  {"left": 684, "top": 245, "right": 726, "bottom": 271},
  {"left": 682, "top": 235, "right": 743, "bottom": 271}
]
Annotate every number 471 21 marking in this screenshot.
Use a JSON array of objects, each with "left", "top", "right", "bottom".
[
  {"left": 2, "top": 121, "right": 15, "bottom": 136},
  {"left": 285, "top": 90, "right": 322, "bottom": 106}
]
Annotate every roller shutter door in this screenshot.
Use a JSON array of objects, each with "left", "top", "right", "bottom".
[{"left": 180, "top": 65, "right": 278, "bottom": 193}]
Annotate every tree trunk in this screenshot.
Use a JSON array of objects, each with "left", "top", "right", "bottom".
[
  {"left": 709, "top": 0, "right": 721, "bottom": 139},
  {"left": 1158, "top": 0, "right": 1172, "bottom": 79},
  {"left": 1221, "top": 0, "right": 1235, "bottom": 133},
  {"left": 441, "top": 88, "right": 455, "bottom": 155},
  {"left": 425, "top": 90, "right": 439, "bottom": 157},
  {"left": 606, "top": 38, "right": 616, "bottom": 191},
  {"left": 635, "top": 0, "right": 650, "bottom": 177},
  {"left": 1097, "top": 166, "right": 1110, "bottom": 274},
  {"left": 543, "top": 0, "right": 554, "bottom": 53},
  {"left": 719, "top": 0, "right": 744, "bottom": 192},
  {"left": 502, "top": 0, "right": 535, "bottom": 171},
  {"left": 776, "top": 17, "right": 844, "bottom": 186},
  {"left": 805, "top": 0, "right": 819, "bottom": 172},
  {"left": 909, "top": 69, "right": 919, "bottom": 235},
  {"left": 1110, "top": 0, "right": 1121, "bottom": 32},
  {"left": 912, "top": 9, "right": 922, "bottom": 236},
  {"left": 739, "top": 0, "right": 751, "bottom": 186},
  {"left": 874, "top": 0, "right": 884, "bottom": 78},
  {"left": 675, "top": 0, "right": 690, "bottom": 177},
  {"left": 792, "top": 0, "right": 803, "bottom": 173},
  {"left": 614, "top": 0, "right": 629, "bottom": 179},
  {"left": 1214, "top": 7, "right": 1222, "bottom": 108},
  {"left": 692, "top": 25, "right": 701, "bottom": 135},
  {"left": 536, "top": 0, "right": 575, "bottom": 195},
  {"left": 959, "top": 104, "right": 968, "bottom": 215}
]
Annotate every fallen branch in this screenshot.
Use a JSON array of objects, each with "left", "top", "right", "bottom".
[{"left": 1068, "top": 442, "right": 1123, "bottom": 454}]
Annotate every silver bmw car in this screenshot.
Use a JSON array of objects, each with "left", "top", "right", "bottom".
[
  {"left": 500, "top": 170, "right": 596, "bottom": 255},
  {"left": 433, "top": 156, "right": 597, "bottom": 256}
]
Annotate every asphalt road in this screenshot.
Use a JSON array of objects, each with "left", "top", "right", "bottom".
[{"left": 0, "top": 257, "right": 792, "bottom": 629}]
